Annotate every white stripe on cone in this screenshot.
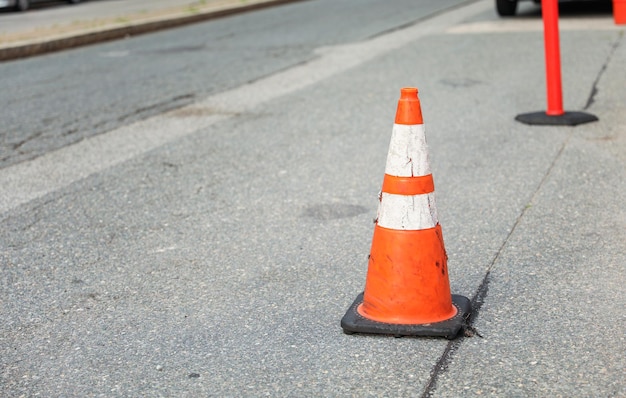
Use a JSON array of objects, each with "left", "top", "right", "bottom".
[
  {"left": 385, "top": 124, "right": 431, "bottom": 177},
  {"left": 377, "top": 123, "right": 439, "bottom": 231},
  {"left": 377, "top": 192, "right": 439, "bottom": 230}
]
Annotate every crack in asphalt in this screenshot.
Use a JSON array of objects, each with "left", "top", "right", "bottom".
[
  {"left": 117, "top": 93, "right": 197, "bottom": 123},
  {"left": 365, "top": 0, "right": 481, "bottom": 40},
  {"left": 0, "top": 93, "right": 198, "bottom": 170},
  {"left": 422, "top": 27, "right": 622, "bottom": 394},
  {"left": 584, "top": 31, "right": 623, "bottom": 110},
  {"left": 420, "top": 135, "right": 572, "bottom": 397}
]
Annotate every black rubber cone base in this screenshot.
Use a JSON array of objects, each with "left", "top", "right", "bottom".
[
  {"left": 341, "top": 293, "right": 471, "bottom": 339},
  {"left": 515, "top": 111, "right": 598, "bottom": 126}
]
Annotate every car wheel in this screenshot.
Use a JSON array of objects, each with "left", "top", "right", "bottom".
[
  {"left": 15, "top": 0, "right": 29, "bottom": 11},
  {"left": 496, "top": 0, "right": 518, "bottom": 16}
]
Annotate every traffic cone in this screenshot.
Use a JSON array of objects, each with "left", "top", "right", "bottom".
[{"left": 341, "top": 87, "right": 470, "bottom": 338}]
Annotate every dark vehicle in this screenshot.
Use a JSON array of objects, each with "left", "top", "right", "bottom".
[
  {"left": 496, "top": 0, "right": 606, "bottom": 16},
  {"left": 496, "top": 0, "right": 526, "bottom": 15},
  {"left": 0, "top": 0, "right": 81, "bottom": 12}
]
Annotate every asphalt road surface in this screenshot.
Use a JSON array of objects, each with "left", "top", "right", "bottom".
[
  {"left": 0, "top": 0, "right": 466, "bottom": 168},
  {"left": 1, "top": 0, "right": 624, "bottom": 396}
]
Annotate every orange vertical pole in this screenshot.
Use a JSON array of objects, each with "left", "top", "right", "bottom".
[
  {"left": 542, "top": 0, "right": 564, "bottom": 116},
  {"left": 516, "top": 0, "right": 597, "bottom": 125},
  {"left": 615, "top": 0, "right": 626, "bottom": 24}
]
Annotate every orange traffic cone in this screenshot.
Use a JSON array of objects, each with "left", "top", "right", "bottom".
[{"left": 341, "top": 87, "right": 470, "bottom": 338}]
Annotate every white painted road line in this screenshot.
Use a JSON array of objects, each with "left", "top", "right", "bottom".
[{"left": 448, "top": 16, "right": 622, "bottom": 34}]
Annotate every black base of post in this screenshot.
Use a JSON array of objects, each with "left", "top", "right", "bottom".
[
  {"left": 515, "top": 111, "right": 598, "bottom": 126},
  {"left": 340, "top": 293, "right": 471, "bottom": 340}
]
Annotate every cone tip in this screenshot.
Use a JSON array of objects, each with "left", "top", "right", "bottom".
[
  {"left": 400, "top": 87, "right": 418, "bottom": 99},
  {"left": 395, "top": 87, "right": 423, "bottom": 125}
]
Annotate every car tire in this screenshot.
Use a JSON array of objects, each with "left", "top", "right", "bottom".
[
  {"left": 496, "top": 0, "right": 518, "bottom": 16},
  {"left": 15, "top": 0, "right": 29, "bottom": 11},
  {"left": 68, "top": 0, "right": 81, "bottom": 4}
]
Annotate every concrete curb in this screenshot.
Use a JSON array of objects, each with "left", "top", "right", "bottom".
[{"left": 0, "top": 0, "right": 307, "bottom": 62}]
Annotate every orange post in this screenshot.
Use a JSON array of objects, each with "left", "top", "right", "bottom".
[
  {"left": 341, "top": 88, "right": 470, "bottom": 339},
  {"left": 515, "top": 0, "right": 598, "bottom": 125},
  {"left": 542, "top": 0, "right": 564, "bottom": 116},
  {"left": 614, "top": 0, "right": 626, "bottom": 24}
]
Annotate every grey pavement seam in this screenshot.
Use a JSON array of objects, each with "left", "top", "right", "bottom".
[
  {"left": 364, "top": 0, "right": 480, "bottom": 40},
  {"left": 420, "top": 133, "right": 573, "bottom": 398},
  {"left": 584, "top": 30, "right": 624, "bottom": 110}
]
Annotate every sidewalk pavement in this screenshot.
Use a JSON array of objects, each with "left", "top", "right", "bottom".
[{"left": 0, "top": 0, "right": 302, "bottom": 61}]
